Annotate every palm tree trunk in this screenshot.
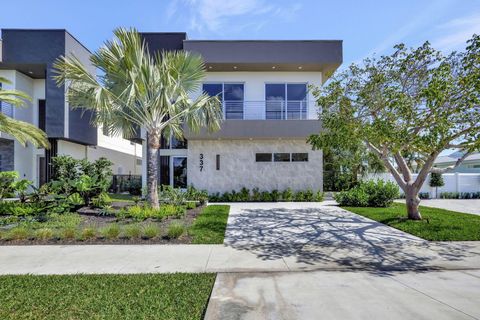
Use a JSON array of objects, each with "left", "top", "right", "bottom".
[
  {"left": 147, "top": 132, "right": 160, "bottom": 209},
  {"left": 405, "top": 186, "right": 422, "bottom": 220}
]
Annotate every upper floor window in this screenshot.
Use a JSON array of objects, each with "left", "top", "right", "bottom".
[
  {"left": 160, "top": 134, "right": 187, "bottom": 149},
  {"left": 203, "top": 83, "right": 244, "bottom": 119},
  {"left": 265, "top": 83, "right": 307, "bottom": 120}
]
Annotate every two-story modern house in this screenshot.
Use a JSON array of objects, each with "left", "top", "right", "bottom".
[
  {"left": 140, "top": 33, "right": 343, "bottom": 193},
  {"left": 0, "top": 29, "right": 142, "bottom": 186}
]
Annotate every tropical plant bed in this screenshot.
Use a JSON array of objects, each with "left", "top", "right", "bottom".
[
  {"left": 0, "top": 273, "right": 216, "bottom": 320},
  {"left": 342, "top": 202, "right": 480, "bottom": 241},
  {"left": 0, "top": 204, "right": 230, "bottom": 245}
]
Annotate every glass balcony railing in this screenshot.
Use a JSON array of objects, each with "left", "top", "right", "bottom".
[{"left": 221, "top": 100, "right": 315, "bottom": 120}]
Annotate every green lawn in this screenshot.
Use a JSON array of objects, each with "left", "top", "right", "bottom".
[
  {"left": 108, "top": 193, "right": 136, "bottom": 202},
  {"left": 189, "top": 205, "right": 230, "bottom": 244},
  {"left": 343, "top": 202, "right": 480, "bottom": 241},
  {"left": 0, "top": 273, "right": 215, "bottom": 320}
]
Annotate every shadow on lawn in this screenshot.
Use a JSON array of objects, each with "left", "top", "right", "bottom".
[{"left": 224, "top": 206, "right": 479, "bottom": 274}]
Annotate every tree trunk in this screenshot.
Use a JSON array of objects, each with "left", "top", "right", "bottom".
[
  {"left": 405, "top": 187, "right": 422, "bottom": 220},
  {"left": 147, "top": 132, "right": 160, "bottom": 209}
]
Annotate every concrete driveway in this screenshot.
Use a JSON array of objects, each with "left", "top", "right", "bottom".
[
  {"left": 205, "top": 202, "right": 480, "bottom": 320},
  {"left": 412, "top": 199, "right": 480, "bottom": 215}
]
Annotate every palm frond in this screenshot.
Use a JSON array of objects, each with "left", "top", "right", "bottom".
[{"left": 0, "top": 113, "right": 49, "bottom": 148}]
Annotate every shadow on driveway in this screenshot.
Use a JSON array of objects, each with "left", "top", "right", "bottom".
[{"left": 224, "top": 205, "right": 480, "bottom": 273}]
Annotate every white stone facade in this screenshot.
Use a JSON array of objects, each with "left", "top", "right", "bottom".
[{"left": 187, "top": 139, "right": 323, "bottom": 193}]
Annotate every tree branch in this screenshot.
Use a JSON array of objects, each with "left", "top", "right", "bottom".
[
  {"left": 394, "top": 152, "right": 413, "bottom": 183},
  {"left": 366, "top": 141, "right": 407, "bottom": 190}
]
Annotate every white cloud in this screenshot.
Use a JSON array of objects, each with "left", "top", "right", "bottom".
[
  {"left": 168, "top": 0, "right": 301, "bottom": 34},
  {"left": 432, "top": 12, "right": 480, "bottom": 52}
]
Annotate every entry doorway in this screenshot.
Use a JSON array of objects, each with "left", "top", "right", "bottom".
[{"left": 159, "top": 156, "right": 188, "bottom": 189}]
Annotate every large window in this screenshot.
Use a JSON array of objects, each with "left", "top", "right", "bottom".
[
  {"left": 265, "top": 83, "right": 307, "bottom": 119},
  {"left": 203, "top": 83, "right": 244, "bottom": 119},
  {"left": 255, "top": 152, "right": 309, "bottom": 163}
]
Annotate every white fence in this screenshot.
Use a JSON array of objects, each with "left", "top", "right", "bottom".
[{"left": 364, "top": 172, "right": 480, "bottom": 198}]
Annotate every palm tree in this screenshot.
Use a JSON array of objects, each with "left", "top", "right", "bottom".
[
  {"left": 53, "top": 28, "right": 222, "bottom": 208},
  {"left": 0, "top": 77, "right": 49, "bottom": 148}
]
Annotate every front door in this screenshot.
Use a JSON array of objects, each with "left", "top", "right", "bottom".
[{"left": 172, "top": 156, "right": 187, "bottom": 189}]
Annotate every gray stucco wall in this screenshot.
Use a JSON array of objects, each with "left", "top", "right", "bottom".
[
  {"left": 1, "top": 29, "right": 96, "bottom": 145},
  {"left": 187, "top": 139, "right": 322, "bottom": 193},
  {"left": 0, "top": 139, "right": 14, "bottom": 171}
]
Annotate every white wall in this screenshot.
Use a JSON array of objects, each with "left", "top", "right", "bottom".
[
  {"left": 0, "top": 70, "right": 45, "bottom": 184},
  {"left": 188, "top": 139, "right": 323, "bottom": 193},
  {"left": 365, "top": 172, "right": 480, "bottom": 198}
]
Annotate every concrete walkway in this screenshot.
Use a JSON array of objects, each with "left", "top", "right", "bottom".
[
  {"left": 205, "top": 270, "right": 480, "bottom": 320},
  {"left": 0, "top": 202, "right": 479, "bottom": 274}
]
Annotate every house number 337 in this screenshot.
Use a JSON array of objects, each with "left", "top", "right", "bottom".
[{"left": 199, "top": 153, "right": 204, "bottom": 171}]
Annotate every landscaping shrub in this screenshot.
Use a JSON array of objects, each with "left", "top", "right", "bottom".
[
  {"left": 92, "top": 192, "right": 113, "bottom": 208},
  {"left": 49, "top": 155, "right": 113, "bottom": 205},
  {"left": 117, "top": 204, "right": 186, "bottom": 220},
  {"left": 5, "top": 227, "right": 30, "bottom": 241},
  {"left": 80, "top": 227, "right": 96, "bottom": 240},
  {"left": 100, "top": 224, "right": 120, "bottom": 239},
  {"left": 439, "top": 191, "right": 480, "bottom": 199},
  {"left": 335, "top": 180, "right": 399, "bottom": 207},
  {"left": 0, "top": 171, "right": 19, "bottom": 199},
  {"left": 142, "top": 223, "right": 159, "bottom": 239},
  {"left": 260, "top": 191, "right": 272, "bottom": 202},
  {"left": 123, "top": 224, "right": 141, "bottom": 239},
  {"left": 167, "top": 222, "right": 185, "bottom": 239},
  {"left": 419, "top": 192, "right": 430, "bottom": 199},
  {"left": 186, "top": 201, "right": 197, "bottom": 209},
  {"left": 159, "top": 185, "right": 186, "bottom": 205},
  {"left": 334, "top": 187, "right": 369, "bottom": 207},
  {"left": 36, "top": 228, "right": 54, "bottom": 240},
  {"left": 282, "top": 188, "right": 294, "bottom": 201},
  {"left": 314, "top": 191, "right": 325, "bottom": 202},
  {"left": 184, "top": 185, "right": 209, "bottom": 204},
  {"left": 61, "top": 227, "right": 76, "bottom": 240},
  {"left": 208, "top": 187, "right": 325, "bottom": 202}
]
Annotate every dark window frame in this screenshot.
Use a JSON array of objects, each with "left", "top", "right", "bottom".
[
  {"left": 274, "top": 153, "right": 291, "bottom": 162},
  {"left": 292, "top": 153, "right": 309, "bottom": 162},
  {"left": 255, "top": 153, "right": 273, "bottom": 162}
]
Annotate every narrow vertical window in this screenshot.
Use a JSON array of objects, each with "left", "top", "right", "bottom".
[{"left": 216, "top": 154, "right": 220, "bottom": 170}]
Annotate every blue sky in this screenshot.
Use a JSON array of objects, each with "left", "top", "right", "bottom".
[{"left": 1, "top": 0, "right": 479, "bottom": 67}]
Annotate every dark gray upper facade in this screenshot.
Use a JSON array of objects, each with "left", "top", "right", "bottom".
[
  {"left": 0, "top": 29, "right": 97, "bottom": 145},
  {"left": 184, "top": 40, "right": 342, "bottom": 77}
]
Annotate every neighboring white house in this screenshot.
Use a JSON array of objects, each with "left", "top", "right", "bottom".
[
  {"left": 139, "top": 33, "right": 343, "bottom": 193},
  {"left": 0, "top": 29, "right": 142, "bottom": 186},
  {"left": 434, "top": 151, "right": 480, "bottom": 173}
]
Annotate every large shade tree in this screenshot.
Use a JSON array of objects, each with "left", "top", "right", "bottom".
[
  {"left": 309, "top": 35, "right": 480, "bottom": 220},
  {"left": 0, "top": 77, "right": 49, "bottom": 148},
  {"left": 53, "top": 28, "right": 222, "bottom": 208}
]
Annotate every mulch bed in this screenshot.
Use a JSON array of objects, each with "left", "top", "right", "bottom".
[{"left": 0, "top": 205, "right": 205, "bottom": 246}]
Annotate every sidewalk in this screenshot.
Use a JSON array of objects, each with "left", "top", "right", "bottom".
[{"left": 1, "top": 241, "right": 479, "bottom": 275}]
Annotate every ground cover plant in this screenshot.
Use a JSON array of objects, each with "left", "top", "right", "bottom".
[
  {"left": 0, "top": 273, "right": 216, "bottom": 320},
  {"left": 208, "top": 187, "right": 324, "bottom": 202},
  {"left": 343, "top": 203, "right": 480, "bottom": 241}
]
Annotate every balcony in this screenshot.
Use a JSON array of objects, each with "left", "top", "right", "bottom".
[
  {"left": 221, "top": 100, "right": 317, "bottom": 120},
  {"left": 184, "top": 100, "right": 321, "bottom": 140}
]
